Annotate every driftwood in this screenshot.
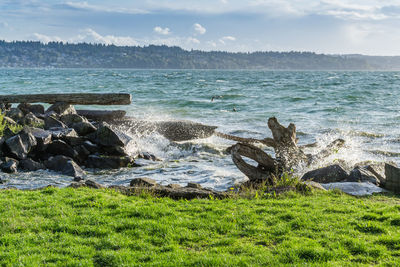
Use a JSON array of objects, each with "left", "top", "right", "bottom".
[
  {"left": 77, "top": 110, "right": 127, "bottom": 121},
  {"left": 0, "top": 93, "right": 131, "bottom": 105},
  {"left": 230, "top": 117, "right": 345, "bottom": 185},
  {"left": 231, "top": 143, "right": 279, "bottom": 184},
  {"left": 215, "top": 132, "right": 276, "bottom": 147}
]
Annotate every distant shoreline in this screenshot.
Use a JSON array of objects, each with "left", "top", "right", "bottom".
[{"left": 2, "top": 41, "right": 400, "bottom": 70}]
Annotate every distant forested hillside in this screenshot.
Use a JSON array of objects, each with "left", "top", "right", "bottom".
[{"left": 0, "top": 40, "right": 399, "bottom": 70}]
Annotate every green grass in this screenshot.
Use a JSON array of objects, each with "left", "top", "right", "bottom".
[{"left": 1, "top": 188, "right": 400, "bottom": 266}]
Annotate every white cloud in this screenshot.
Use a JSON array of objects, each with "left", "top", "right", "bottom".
[
  {"left": 31, "top": 29, "right": 204, "bottom": 50},
  {"left": 247, "top": 0, "right": 400, "bottom": 20},
  {"left": 325, "top": 10, "right": 387, "bottom": 20},
  {"left": 153, "top": 26, "right": 171, "bottom": 35},
  {"left": 32, "top": 33, "right": 63, "bottom": 43},
  {"left": 219, "top": 36, "right": 236, "bottom": 44},
  {"left": 193, "top": 23, "right": 206, "bottom": 35},
  {"left": 64, "top": 1, "right": 148, "bottom": 14},
  {"left": 81, "top": 28, "right": 139, "bottom": 46},
  {"left": 186, "top": 37, "right": 200, "bottom": 44},
  {"left": 316, "top": 1, "right": 388, "bottom": 20},
  {"left": 32, "top": 29, "right": 139, "bottom": 46}
]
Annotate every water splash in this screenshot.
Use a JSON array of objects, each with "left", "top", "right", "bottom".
[{"left": 1, "top": 69, "right": 399, "bottom": 190}]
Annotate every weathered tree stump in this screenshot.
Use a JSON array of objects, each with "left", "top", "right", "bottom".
[
  {"left": 230, "top": 117, "right": 345, "bottom": 185},
  {"left": 231, "top": 143, "right": 279, "bottom": 184}
]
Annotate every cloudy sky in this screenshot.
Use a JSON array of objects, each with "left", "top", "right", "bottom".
[{"left": 1, "top": 0, "right": 400, "bottom": 55}]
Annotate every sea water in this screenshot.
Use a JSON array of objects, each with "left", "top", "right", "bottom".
[{"left": 1, "top": 69, "right": 400, "bottom": 190}]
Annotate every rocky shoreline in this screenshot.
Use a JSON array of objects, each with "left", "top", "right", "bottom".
[
  {"left": 0, "top": 101, "right": 144, "bottom": 182},
  {"left": 0, "top": 101, "right": 243, "bottom": 199},
  {"left": 0, "top": 101, "right": 399, "bottom": 198}
]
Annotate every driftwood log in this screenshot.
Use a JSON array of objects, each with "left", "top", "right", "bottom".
[
  {"left": 0, "top": 93, "right": 131, "bottom": 105},
  {"left": 230, "top": 117, "right": 345, "bottom": 185},
  {"left": 77, "top": 110, "right": 127, "bottom": 121}
]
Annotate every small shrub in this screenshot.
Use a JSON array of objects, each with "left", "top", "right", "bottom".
[
  {"left": 274, "top": 172, "right": 300, "bottom": 188},
  {"left": 0, "top": 113, "right": 23, "bottom": 137}
]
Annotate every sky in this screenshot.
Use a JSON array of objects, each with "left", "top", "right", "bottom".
[{"left": 1, "top": 0, "right": 400, "bottom": 55}]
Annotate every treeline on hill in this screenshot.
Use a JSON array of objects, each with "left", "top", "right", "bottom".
[{"left": 1, "top": 40, "right": 399, "bottom": 70}]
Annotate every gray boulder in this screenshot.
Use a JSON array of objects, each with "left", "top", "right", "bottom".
[
  {"left": 101, "top": 145, "right": 129, "bottom": 157},
  {"left": 137, "top": 152, "right": 161, "bottom": 161},
  {"left": 20, "top": 131, "right": 38, "bottom": 149},
  {"left": 85, "top": 154, "right": 135, "bottom": 169},
  {"left": 130, "top": 177, "right": 157, "bottom": 187},
  {"left": 82, "top": 140, "right": 101, "bottom": 154},
  {"left": 19, "top": 158, "right": 45, "bottom": 171},
  {"left": 384, "top": 163, "right": 400, "bottom": 192},
  {"left": 44, "top": 116, "right": 67, "bottom": 130},
  {"left": 167, "top": 184, "right": 182, "bottom": 189},
  {"left": 0, "top": 137, "right": 4, "bottom": 157},
  {"left": 73, "top": 145, "right": 91, "bottom": 164},
  {"left": 51, "top": 128, "right": 78, "bottom": 140},
  {"left": 348, "top": 167, "right": 380, "bottom": 185},
  {"left": 0, "top": 158, "right": 18, "bottom": 173},
  {"left": 22, "top": 112, "right": 44, "bottom": 127},
  {"left": 2, "top": 127, "right": 16, "bottom": 139},
  {"left": 63, "top": 136, "right": 87, "bottom": 146},
  {"left": 90, "top": 122, "right": 132, "bottom": 147},
  {"left": 4, "top": 135, "right": 24, "bottom": 159},
  {"left": 365, "top": 163, "right": 386, "bottom": 186},
  {"left": 68, "top": 179, "right": 105, "bottom": 189},
  {"left": 187, "top": 182, "right": 203, "bottom": 189},
  {"left": 45, "top": 155, "right": 85, "bottom": 179},
  {"left": 72, "top": 121, "right": 97, "bottom": 136},
  {"left": 5, "top": 132, "right": 37, "bottom": 159},
  {"left": 301, "top": 164, "right": 349, "bottom": 183},
  {"left": 46, "top": 102, "right": 76, "bottom": 116},
  {"left": 60, "top": 114, "right": 88, "bottom": 127},
  {"left": 6, "top": 108, "right": 24, "bottom": 122},
  {"left": 18, "top": 103, "right": 45, "bottom": 116},
  {"left": 353, "top": 161, "right": 387, "bottom": 183},
  {"left": 46, "top": 140, "right": 79, "bottom": 159},
  {"left": 84, "top": 179, "right": 105, "bottom": 189},
  {"left": 23, "top": 127, "right": 52, "bottom": 151}
]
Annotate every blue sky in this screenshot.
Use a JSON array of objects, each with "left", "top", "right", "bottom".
[{"left": 1, "top": 0, "right": 400, "bottom": 55}]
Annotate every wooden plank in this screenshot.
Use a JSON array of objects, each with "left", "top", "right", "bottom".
[
  {"left": 77, "top": 110, "right": 127, "bottom": 121},
  {"left": 0, "top": 93, "right": 131, "bottom": 105}
]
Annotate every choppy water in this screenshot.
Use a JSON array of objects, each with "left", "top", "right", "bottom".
[{"left": 1, "top": 69, "right": 400, "bottom": 190}]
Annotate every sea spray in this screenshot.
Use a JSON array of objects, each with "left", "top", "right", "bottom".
[{"left": 1, "top": 69, "right": 400, "bottom": 190}]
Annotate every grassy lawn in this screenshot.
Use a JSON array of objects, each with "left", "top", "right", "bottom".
[{"left": 0, "top": 188, "right": 400, "bottom": 266}]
